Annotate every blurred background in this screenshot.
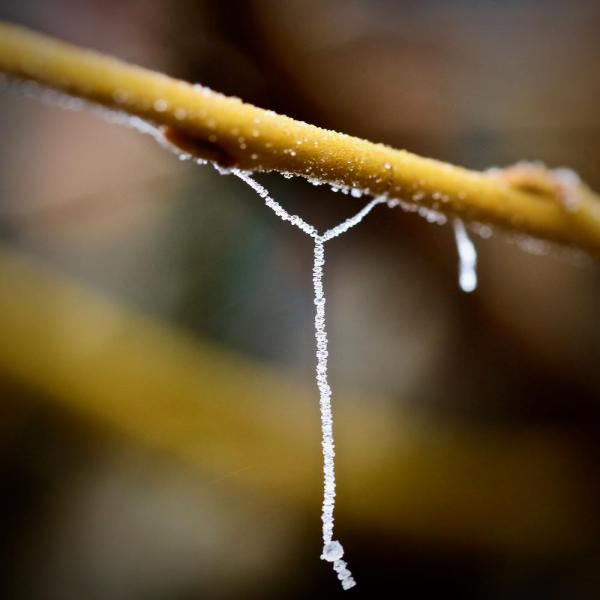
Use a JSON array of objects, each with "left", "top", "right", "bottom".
[{"left": 1, "top": 1, "right": 600, "bottom": 598}]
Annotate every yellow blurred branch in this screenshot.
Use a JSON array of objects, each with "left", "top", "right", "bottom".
[
  {"left": 1, "top": 22, "right": 600, "bottom": 254},
  {"left": 0, "top": 245, "right": 593, "bottom": 555}
]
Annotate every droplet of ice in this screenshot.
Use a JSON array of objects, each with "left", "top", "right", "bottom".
[
  {"left": 471, "top": 223, "right": 493, "bottom": 239},
  {"left": 321, "top": 541, "right": 344, "bottom": 562},
  {"left": 153, "top": 98, "right": 168, "bottom": 112}
]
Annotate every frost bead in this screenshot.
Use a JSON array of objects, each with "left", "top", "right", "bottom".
[{"left": 321, "top": 541, "right": 344, "bottom": 562}]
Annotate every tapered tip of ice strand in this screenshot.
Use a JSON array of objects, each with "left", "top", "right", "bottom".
[
  {"left": 322, "top": 543, "right": 357, "bottom": 590},
  {"left": 334, "top": 558, "right": 356, "bottom": 590}
]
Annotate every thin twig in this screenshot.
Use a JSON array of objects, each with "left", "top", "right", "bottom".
[{"left": 1, "top": 22, "right": 599, "bottom": 254}]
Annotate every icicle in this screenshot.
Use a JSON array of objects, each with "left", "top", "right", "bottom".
[
  {"left": 453, "top": 218, "right": 478, "bottom": 293},
  {"left": 231, "top": 169, "right": 389, "bottom": 591}
]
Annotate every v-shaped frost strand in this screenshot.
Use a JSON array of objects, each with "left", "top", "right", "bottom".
[{"left": 231, "top": 168, "right": 392, "bottom": 591}]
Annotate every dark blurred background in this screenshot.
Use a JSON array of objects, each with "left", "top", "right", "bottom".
[{"left": 0, "top": 1, "right": 599, "bottom": 598}]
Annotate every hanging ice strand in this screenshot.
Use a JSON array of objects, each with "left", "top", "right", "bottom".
[
  {"left": 453, "top": 218, "right": 478, "bottom": 293},
  {"left": 231, "top": 168, "right": 391, "bottom": 590}
]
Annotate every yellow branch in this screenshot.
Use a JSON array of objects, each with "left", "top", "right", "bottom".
[{"left": 1, "top": 21, "right": 600, "bottom": 254}]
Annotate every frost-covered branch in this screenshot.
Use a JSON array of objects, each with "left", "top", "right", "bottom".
[{"left": 1, "top": 21, "right": 600, "bottom": 255}]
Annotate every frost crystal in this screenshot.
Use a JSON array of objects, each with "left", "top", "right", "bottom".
[
  {"left": 453, "top": 218, "right": 478, "bottom": 293},
  {"left": 231, "top": 169, "right": 390, "bottom": 590}
]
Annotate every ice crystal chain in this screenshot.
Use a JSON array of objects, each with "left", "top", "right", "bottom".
[{"left": 232, "top": 168, "right": 395, "bottom": 590}]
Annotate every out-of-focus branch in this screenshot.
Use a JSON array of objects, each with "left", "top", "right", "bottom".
[
  {"left": 1, "top": 22, "right": 600, "bottom": 254},
  {"left": 0, "top": 245, "right": 594, "bottom": 554}
]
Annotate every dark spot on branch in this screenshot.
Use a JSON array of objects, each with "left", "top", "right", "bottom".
[{"left": 163, "top": 127, "right": 237, "bottom": 167}]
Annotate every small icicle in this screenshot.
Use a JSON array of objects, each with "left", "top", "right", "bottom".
[
  {"left": 453, "top": 218, "right": 478, "bottom": 293},
  {"left": 230, "top": 169, "right": 388, "bottom": 591}
]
